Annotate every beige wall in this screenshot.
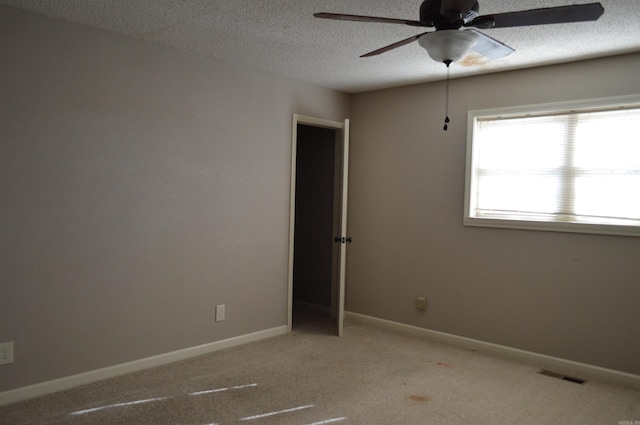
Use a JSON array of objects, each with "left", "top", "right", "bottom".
[
  {"left": 0, "top": 6, "right": 349, "bottom": 392},
  {"left": 347, "top": 53, "right": 640, "bottom": 375}
]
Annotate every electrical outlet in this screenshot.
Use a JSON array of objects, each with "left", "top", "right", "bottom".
[
  {"left": 0, "top": 342, "right": 14, "bottom": 365},
  {"left": 215, "top": 304, "right": 226, "bottom": 322},
  {"left": 416, "top": 297, "right": 427, "bottom": 311}
]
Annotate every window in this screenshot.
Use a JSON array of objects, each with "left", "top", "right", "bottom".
[{"left": 465, "top": 96, "right": 640, "bottom": 237}]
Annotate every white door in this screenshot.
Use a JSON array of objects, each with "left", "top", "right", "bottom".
[
  {"left": 335, "top": 118, "right": 349, "bottom": 337},
  {"left": 288, "top": 114, "right": 350, "bottom": 336}
]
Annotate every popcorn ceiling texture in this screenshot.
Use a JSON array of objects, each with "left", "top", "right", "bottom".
[{"left": 1, "top": 0, "right": 639, "bottom": 92}]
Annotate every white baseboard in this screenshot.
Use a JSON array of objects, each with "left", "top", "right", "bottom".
[
  {"left": 345, "top": 311, "right": 640, "bottom": 388},
  {"left": 0, "top": 325, "right": 288, "bottom": 407}
]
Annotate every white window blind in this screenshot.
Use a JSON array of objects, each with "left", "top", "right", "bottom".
[{"left": 465, "top": 97, "right": 640, "bottom": 237}]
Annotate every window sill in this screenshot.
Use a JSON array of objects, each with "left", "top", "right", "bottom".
[{"left": 463, "top": 216, "right": 640, "bottom": 238}]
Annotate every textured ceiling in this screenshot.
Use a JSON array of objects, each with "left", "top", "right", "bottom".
[{"left": 2, "top": 0, "right": 639, "bottom": 93}]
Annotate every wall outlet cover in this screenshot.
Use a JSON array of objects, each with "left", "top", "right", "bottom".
[
  {"left": 416, "top": 297, "right": 427, "bottom": 311},
  {"left": 0, "top": 341, "right": 14, "bottom": 365},
  {"left": 216, "top": 304, "right": 226, "bottom": 322}
]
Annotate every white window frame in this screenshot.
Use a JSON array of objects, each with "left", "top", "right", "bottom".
[{"left": 464, "top": 95, "right": 640, "bottom": 237}]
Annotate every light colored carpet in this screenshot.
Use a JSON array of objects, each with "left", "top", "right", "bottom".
[{"left": 1, "top": 309, "right": 639, "bottom": 425}]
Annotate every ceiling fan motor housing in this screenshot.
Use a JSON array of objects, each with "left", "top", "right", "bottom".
[{"left": 420, "top": 0, "right": 480, "bottom": 29}]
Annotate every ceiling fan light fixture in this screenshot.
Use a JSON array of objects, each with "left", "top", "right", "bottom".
[{"left": 418, "top": 29, "right": 480, "bottom": 63}]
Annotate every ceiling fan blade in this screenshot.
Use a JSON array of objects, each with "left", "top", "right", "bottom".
[
  {"left": 440, "top": 0, "right": 478, "bottom": 19},
  {"left": 468, "top": 3, "right": 604, "bottom": 29},
  {"left": 466, "top": 29, "right": 514, "bottom": 59},
  {"left": 314, "top": 12, "right": 427, "bottom": 27},
  {"left": 360, "top": 31, "right": 431, "bottom": 57}
]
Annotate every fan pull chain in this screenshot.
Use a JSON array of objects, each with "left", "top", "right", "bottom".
[{"left": 443, "top": 60, "right": 452, "bottom": 131}]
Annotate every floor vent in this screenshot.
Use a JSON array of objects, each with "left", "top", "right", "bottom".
[{"left": 538, "top": 369, "right": 587, "bottom": 385}]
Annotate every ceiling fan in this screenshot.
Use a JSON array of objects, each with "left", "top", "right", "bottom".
[
  {"left": 315, "top": 0, "right": 604, "bottom": 130},
  {"left": 315, "top": 0, "right": 604, "bottom": 63}
]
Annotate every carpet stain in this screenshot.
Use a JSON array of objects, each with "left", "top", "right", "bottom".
[
  {"left": 436, "top": 362, "right": 454, "bottom": 369},
  {"left": 409, "top": 394, "right": 432, "bottom": 403}
]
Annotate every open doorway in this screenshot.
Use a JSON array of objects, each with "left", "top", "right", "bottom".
[
  {"left": 292, "top": 124, "right": 337, "bottom": 334},
  {"left": 288, "top": 115, "right": 350, "bottom": 336}
]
